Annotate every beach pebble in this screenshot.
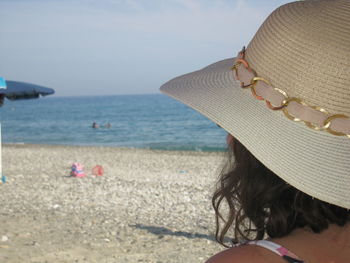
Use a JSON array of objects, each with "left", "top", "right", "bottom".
[
  {"left": 0, "top": 245, "right": 10, "bottom": 249},
  {"left": 31, "top": 241, "right": 39, "bottom": 246},
  {"left": 1, "top": 235, "right": 8, "bottom": 242}
]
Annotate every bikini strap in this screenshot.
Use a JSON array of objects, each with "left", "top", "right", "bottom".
[{"left": 233, "top": 240, "right": 305, "bottom": 263}]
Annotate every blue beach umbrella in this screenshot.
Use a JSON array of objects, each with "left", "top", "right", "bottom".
[
  {"left": 0, "top": 77, "right": 55, "bottom": 182},
  {"left": 0, "top": 78, "right": 54, "bottom": 103}
]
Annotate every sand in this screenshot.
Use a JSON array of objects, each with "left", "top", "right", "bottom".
[{"left": 0, "top": 144, "right": 227, "bottom": 262}]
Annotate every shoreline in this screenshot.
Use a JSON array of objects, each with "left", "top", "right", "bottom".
[
  {"left": 3, "top": 142, "right": 227, "bottom": 154},
  {"left": 1, "top": 144, "right": 225, "bottom": 262}
]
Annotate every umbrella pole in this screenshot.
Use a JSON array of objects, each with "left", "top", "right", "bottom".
[{"left": 0, "top": 123, "right": 2, "bottom": 183}]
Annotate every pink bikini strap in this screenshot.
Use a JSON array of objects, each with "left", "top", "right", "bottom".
[
  {"left": 248, "top": 240, "right": 300, "bottom": 258},
  {"left": 233, "top": 240, "right": 305, "bottom": 263}
]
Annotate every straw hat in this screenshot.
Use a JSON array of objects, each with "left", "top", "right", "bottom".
[{"left": 160, "top": 0, "right": 350, "bottom": 209}]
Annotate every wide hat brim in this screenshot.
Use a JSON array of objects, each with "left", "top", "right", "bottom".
[{"left": 160, "top": 58, "right": 350, "bottom": 209}]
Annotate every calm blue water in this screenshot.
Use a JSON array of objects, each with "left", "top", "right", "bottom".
[{"left": 0, "top": 94, "right": 227, "bottom": 151}]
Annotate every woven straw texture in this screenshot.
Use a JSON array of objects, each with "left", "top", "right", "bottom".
[
  {"left": 160, "top": 0, "right": 350, "bottom": 209},
  {"left": 246, "top": 0, "right": 350, "bottom": 115}
]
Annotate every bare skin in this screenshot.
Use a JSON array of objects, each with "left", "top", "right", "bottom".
[{"left": 206, "top": 223, "right": 350, "bottom": 263}]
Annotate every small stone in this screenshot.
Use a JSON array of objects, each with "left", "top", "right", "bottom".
[
  {"left": 104, "top": 238, "right": 110, "bottom": 242},
  {"left": 0, "top": 245, "right": 10, "bottom": 249},
  {"left": 53, "top": 204, "right": 60, "bottom": 209},
  {"left": 32, "top": 241, "right": 38, "bottom": 246},
  {"left": 1, "top": 235, "right": 8, "bottom": 242}
]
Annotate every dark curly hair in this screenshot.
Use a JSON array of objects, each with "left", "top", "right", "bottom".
[{"left": 212, "top": 136, "right": 350, "bottom": 247}]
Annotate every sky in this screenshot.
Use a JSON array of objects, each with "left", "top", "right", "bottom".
[{"left": 0, "top": 0, "right": 293, "bottom": 97}]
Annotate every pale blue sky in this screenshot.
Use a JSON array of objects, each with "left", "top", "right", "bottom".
[{"left": 0, "top": 0, "right": 292, "bottom": 96}]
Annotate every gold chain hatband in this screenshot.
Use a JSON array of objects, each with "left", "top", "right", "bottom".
[{"left": 231, "top": 47, "right": 350, "bottom": 138}]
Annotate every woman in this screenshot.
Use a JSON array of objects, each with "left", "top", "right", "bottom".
[{"left": 160, "top": 0, "right": 350, "bottom": 262}]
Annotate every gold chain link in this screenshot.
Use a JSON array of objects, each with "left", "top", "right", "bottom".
[{"left": 231, "top": 49, "right": 350, "bottom": 138}]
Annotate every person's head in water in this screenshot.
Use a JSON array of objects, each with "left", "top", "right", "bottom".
[{"left": 161, "top": 0, "right": 350, "bottom": 262}]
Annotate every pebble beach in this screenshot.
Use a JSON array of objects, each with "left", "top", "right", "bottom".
[{"left": 0, "top": 144, "right": 226, "bottom": 262}]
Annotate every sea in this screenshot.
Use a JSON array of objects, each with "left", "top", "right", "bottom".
[{"left": 0, "top": 94, "right": 227, "bottom": 152}]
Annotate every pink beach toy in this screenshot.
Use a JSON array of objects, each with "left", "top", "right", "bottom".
[
  {"left": 70, "top": 163, "right": 86, "bottom": 178},
  {"left": 92, "top": 165, "right": 104, "bottom": 176}
]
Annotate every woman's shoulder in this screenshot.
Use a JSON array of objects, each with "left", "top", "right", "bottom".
[{"left": 205, "top": 244, "right": 281, "bottom": 263}]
